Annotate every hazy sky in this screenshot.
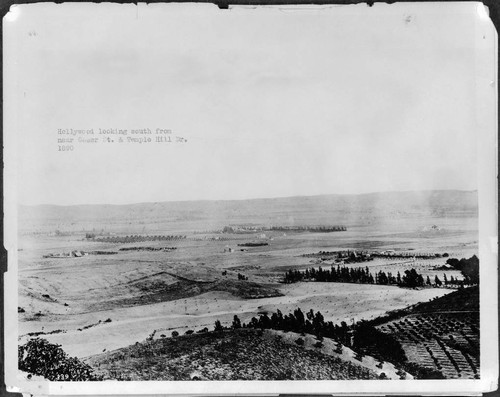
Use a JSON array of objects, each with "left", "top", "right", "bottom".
[{"left": 6, "top": 3, "right": 484, "bottom": 205}]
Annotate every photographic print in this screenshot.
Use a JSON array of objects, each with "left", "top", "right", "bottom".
[{"left": 3, "top": 2, "right": 497, "bottom": 395}]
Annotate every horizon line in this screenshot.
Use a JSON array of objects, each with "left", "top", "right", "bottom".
[{"left": 18, "top": 188, "right": 478, "bottom": 208}]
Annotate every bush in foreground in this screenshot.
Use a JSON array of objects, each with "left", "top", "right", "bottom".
[{"left": 19, "top": 338, "right": 102, "bottom": 381}]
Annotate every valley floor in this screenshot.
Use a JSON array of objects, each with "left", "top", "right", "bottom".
[{"left": 17, "top": 209, "right": 479, "bottom": 379}]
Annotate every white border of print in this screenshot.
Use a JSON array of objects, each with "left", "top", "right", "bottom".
[{"left": 4, "top": 2, "right": 498, "bottom": 395}]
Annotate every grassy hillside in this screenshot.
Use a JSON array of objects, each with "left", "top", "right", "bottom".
[
  {"left": 22, "top": 289, "right": 479, "bottom": 381},
  {"left": 411, "top": 285, "right": 479, "bottom": 313},
  {"left": 85, "top": 279, "right": 283, "bottom": 312},
  {"left": 84, "top": 329, "right": 378, "bottom": 380}
]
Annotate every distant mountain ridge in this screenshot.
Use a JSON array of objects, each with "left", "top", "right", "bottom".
[
  {"left": 21, "top": 189, "right": 477, "bottom": 209},
  {"left": 19, "top": 190, "right": 478, "bottom": 234}
]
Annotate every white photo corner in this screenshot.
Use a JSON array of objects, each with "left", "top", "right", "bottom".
[{"left": 3, "top": 2, "right": 498, "bottom": 395}]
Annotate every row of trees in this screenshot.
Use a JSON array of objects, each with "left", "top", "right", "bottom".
[
  {"left": 223, "top": 309, "right": 352, "bottom": 345},
  {"left": 267, "top": 225, "right": 347, "bottom": 232},
  {"left": 371, "top": 252, "right": 448, "bottom": 259},
  {"left": 118, "top": 246, "right": 177, "bottom": 252},
  {"left": 302, "top": 250, "right": 373, "bottom": 264},
  {"left": 222, "top": 225, "right": 347, "bottom": 233},
  {"left": 302, "top": 250, "right": 448, "bottom": 260},
  {"left": 284, "top": 265, "right": 423, "bottom": 287},
  {"left": 283, "top": 265, "right": 470, "bottom": 288},
  {"left": 218, "top": 309, "right": 406, "bottom": 367},
  {"left": 90, "top": 235, "right": 186, "bottom": 243}
]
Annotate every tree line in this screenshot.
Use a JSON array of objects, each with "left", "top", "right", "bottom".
[
  {"left": 284, "top": 265, "right": 428, "bottom": 288},
  {"left": 267, "top": 225, "right": 347, "bottom": 232},
  {"left": 221, "top": 309, "right": 351, "bottom": 344},
  {"left": 89, "top": 234, "right": 186, "bottom": 243},
  {"left": 216, "top": 308, "right": 406, "bottom": 368},
  {"left": 283, "top": 265, "right": 474, "bottom": 288},
  {"left": 222, "top": 225, "right": 347, "bottom": 233},
  {"left": 445, "top": 255, "right": 479, "bottom": 285},
  {"left": 302, "top": 250, "right": 374, "bottom": 264},
  {"left": 371, "top": 252, "right": 448, "bottom": 259}
]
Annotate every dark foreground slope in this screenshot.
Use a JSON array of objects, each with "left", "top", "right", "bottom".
[{"left": 84, "top": 329, "right": 378, "bottom": 381}]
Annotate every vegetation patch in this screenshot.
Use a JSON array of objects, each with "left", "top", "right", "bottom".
[
  {"left": 85, "top": 329, "right": 377, "bottom": 381},
  {"left": 237, "top": 287, "right": 479, "bottom": 379},
  {"left": 284, "top": 263, "right": 476, "bottom": 289},
  {"left": 19, "top": 338, "right": 102, "bottom": 381},
  {"left": 119, "top": 247, "right": 177, "bottom": 252},
  {"left": 371, "top": 286, "right": 479, "bottom": 379},
  {"left": 89, "top": 234, "right": 186, "bottom": 243}
]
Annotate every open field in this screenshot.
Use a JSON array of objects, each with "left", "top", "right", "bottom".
[
  {"left": 17, "top": 191, "right": 479, "bottom": 378},
  {"left": 19, "top": 280, "right": 454, "bottom": 358}
]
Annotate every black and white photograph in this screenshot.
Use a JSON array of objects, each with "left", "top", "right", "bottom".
[{"left": 3, "top": 2, "right": 498, "bottom": 395}]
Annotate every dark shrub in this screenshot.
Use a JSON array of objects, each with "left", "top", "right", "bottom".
[
  {"left": 214, "top": 320, "right": 224, "bottom": 332},
  {"left": 232, "top": 315, "right": 242, "bottom": 329},
  {"left": 403, "top": 363, "right": 445, "bottom": 379},
  {"left": 18, "top": 338, "right": 102, "bottom": 381},
  {"left": 353, "top": 321, "right": 407, "bottom": 364}
]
